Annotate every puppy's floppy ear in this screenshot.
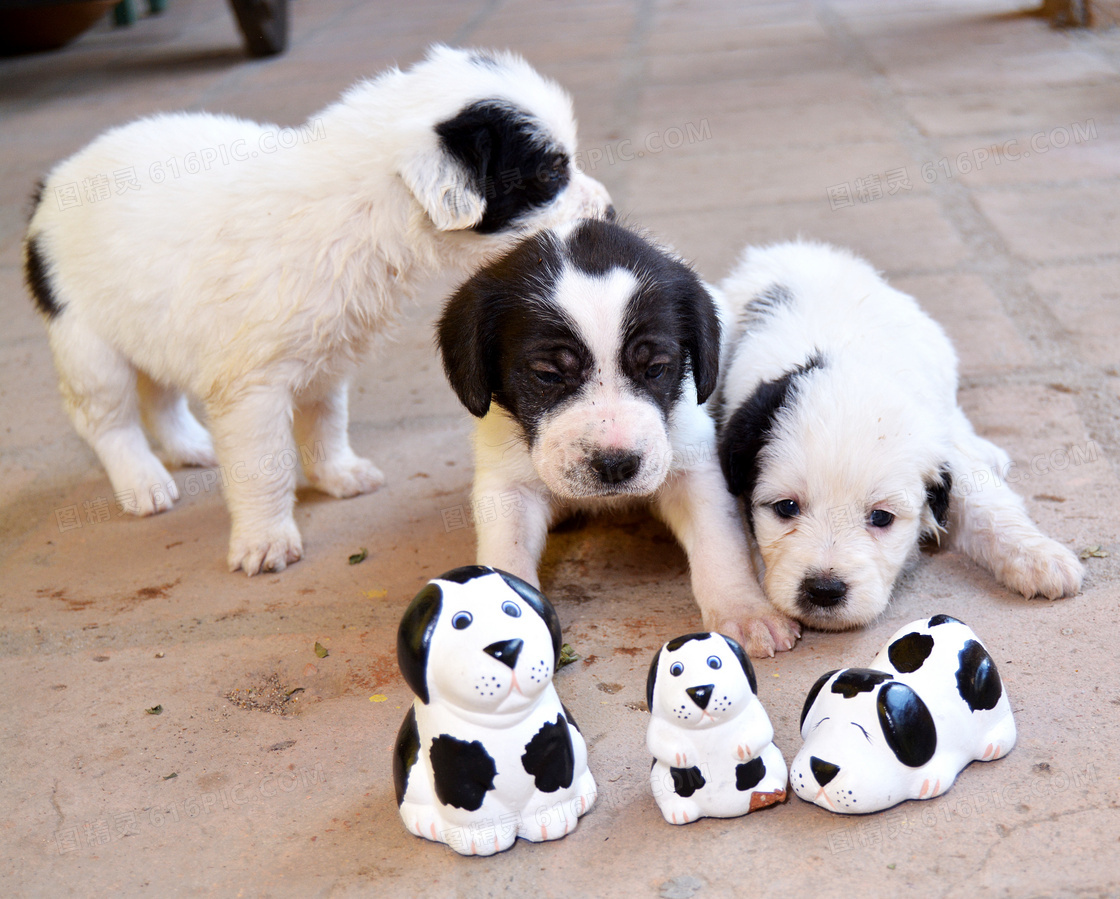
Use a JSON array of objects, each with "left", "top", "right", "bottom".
[
  {"left": 399, "top": 145, "right": 486, "bottom": 232},
  {"left": 646, "top": 647, "right": 663, "bottom": 712},
  {"left": 496, "top": 569, "right": 562, "bottom": 667},
  {"left": 720, "top": 633, "right": 757, "bottom": 695},
  {"left": 675, "top": 279, "right": 722, "bottom": 404},
  {"left": 921, "top": 465, "right": 953, "bottom": 540},
  {"left": 437, "top": 273, "right": 499, "bottom": 417},
  {"left": 396, "top": 582, "right": 444, "bottom": 704}
]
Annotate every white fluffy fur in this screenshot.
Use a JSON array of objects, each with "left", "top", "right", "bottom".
[
  {"left": 26, "top": 45, "right": 610, "bottom": 574},
  {"left": 471, "top": 259, "right": 801, "bottom": 658},
  {"left": 717, "top": 241, "right": 1083, "bottom": 630}
]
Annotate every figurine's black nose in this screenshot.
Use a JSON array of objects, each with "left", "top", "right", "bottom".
[
  {"left": 801, "top": 575, "right": 848, "bottom": 608},
  {"left": 589, "top": 451, "right": 641, "bottom": 485},
  {"left": 484, "top": 639, "right": 523, "bottom": 669},
  {"left": 810, "top": 756, "right": 840, "bottom": 787},
  {"left": 686, "top": 684, "right": 714, "bottom": 710}
]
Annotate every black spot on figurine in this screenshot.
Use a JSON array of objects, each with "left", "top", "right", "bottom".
[
  {"left": 521, "top": 714, "right": 575, "bottom": 793},
  {"left": 393, "top": 706, "right": 421, "bottom": 806},
  {"left": 800, "top": 669, "right": 841, "bottom": 730},
  {"left": 429, "top": 734, "right": 497, "bottom": 811},
  {"left": 735, "top": 756, "right": 766, "bottom": 792},
  {"left": 670, "top": 765, "right": 706, "bottom": 798},
  {"left": 956, "top": 640, "right": 1003, "bottom": 711},
  {"left": 888, "top": 632, "right": 935, "bottom": 673},
  {"left": 877, "top": 682, "right": 937, "bottom": 768},
  {"left": 928, "top": 613, "right": 963, "bottom": 627},
  {"left": 831, "top": 668, "right": 893, "bottom": 699}
]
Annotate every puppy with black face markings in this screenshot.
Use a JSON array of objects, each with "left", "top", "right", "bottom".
[
  {"left": 716, "top": 241, "right": 1083, "bottom": 633},
  {"left": 438, "top": 219, "right": 800, "bottom": 658}
]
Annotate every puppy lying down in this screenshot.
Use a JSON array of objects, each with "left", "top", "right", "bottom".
[
  {"left": 438, "top": 219, "right": 801, "bottom": 658},
  {"left": 716, "top": 241, "right": 1082, "bottom": 631},
  {"left": 24, "top": 45, "right": 610, "bottom": 574}
]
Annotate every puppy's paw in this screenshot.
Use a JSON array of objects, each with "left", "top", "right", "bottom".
[
  {"left": 999, "top": 537, "right": 1083, "bottom": 600},
  {"left": 711, "top": 611, "right": 801, "bottom": 659},
  {"left": 307, "top": 456, "right": 385, "bottom": 499},
  {"left": 167, "top": 439, "right": 218, "bottom": 469},
  {"left": 118, "top": 470, "right": 179, "bottom": 516},
  {"left": 228, "top": 521, "right": 303, "bottom": 576}
]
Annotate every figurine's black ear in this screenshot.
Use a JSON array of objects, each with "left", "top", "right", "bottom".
[
  {"left": 721, "top": 633, "right": 757, "bottom": 695},
  {"left": 924, "top": 465, "right": 953, "bottom": 533},
  {"left": 496, "top": 569, "right": 562, "bottom": 667},
  {"left": 646, "top": 647, "right": 663, "bottom": 712},
  {"left": 800, "top": 669, "right": 841, "bottom": 735},
  {"left": 397, "top": 582, "right": 444, "bottom": 704},
  {"left": 877, "top": 681, "right": 937, "bottom": 768}
]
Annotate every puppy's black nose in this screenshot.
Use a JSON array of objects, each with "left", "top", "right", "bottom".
[
  {"left": 801, "top": 575, "right": 848, "bottom": 608},
  {"left": 484, "top": 638, "right": 523, "bottom": 669},
  {"left": 810, "top": 756, "right": 840, "bottom": 787},
  {"left": 685, "top": 684, "right": 714, "bottom": 710},
  {"left": 589, "top": 451, "right": 640, "bottom": 485}
]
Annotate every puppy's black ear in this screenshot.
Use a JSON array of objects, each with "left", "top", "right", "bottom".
[
  {"left": 438, "top": 275, "right": 499, "bottom": 417},
  {"left": 923, "top": 466, "right": 953, "bottom": 533},
  {"left": 397, "top": 582, "right": 444, "bottom": 704},
  {"left": 676, "top": 279, "right": 721, "bottom": 404},
  {"left": 720, "top": 633, "right": 757, "bottom": 695},
  {"left": 645, "top": 647, "right": 663, "bottom": 713},
  {"left": 877, "top": 681, "right": 937, "bottom": 768},
  {"left": 800, "top": 669, "right": 841, "bottom": 735},
  {"left": 496, "top": 569, "right": 563, "bottom": 667},
  {"left": 719, "top": 375, "right": 796, "bottom": 499}
]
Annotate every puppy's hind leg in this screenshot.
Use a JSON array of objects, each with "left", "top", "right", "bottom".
[
  {"left": 137, "top": 374, "right": 217, "bottom": 468},
  {"left": 48, "top": 314, "right": 178, "bottom": 515},
  {"left": 207, "top": 386, "right": 302, "bottom": 575},
  {"left": 947, "top": 410, "right": 1082, "bottom": 600},
  {"left": 293, "top": 381, "right": 385, "bottom": 498}
]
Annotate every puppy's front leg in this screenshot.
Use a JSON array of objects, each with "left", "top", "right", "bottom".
[
  {"left": 656, "top": 461, "right": 800, "bottom": 658},
  {"left": 948, "top": 411, "right": 1082, "bottom": 599},
  {"left": 208, "top": 386, "right": 303, "bottom": 575},
  {"left": 472, "top": 478, "right": 553, "bottom": 588},
  {"left": 294, "top": 381, "right": 385, "bottom": 498}
]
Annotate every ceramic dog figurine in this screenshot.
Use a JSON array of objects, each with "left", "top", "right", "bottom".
[
  {"left": 394, "top": 565, "right": 596, "bottom": 855},
  {"left": 791, "top": 615, "right": 1016, "bottom": 814},
  {"left": 646, "top": 632, "right": 787, "bottom": 824}
]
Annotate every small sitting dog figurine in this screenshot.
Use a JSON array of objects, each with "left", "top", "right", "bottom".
[
  {"left": 646, "top": 632, "right": 787, "bottom": 824},
  {"left": 792, "top": 615, "right": 1016, "bottom": 814},
  {"left": 394, "top": 566, "right": 596, "bottom": 855}
]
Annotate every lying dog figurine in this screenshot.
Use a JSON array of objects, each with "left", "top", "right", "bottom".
[
  {"left": 437, "top": 219, "right": 800, "bottom": 657},
  {"left": 791, "top": 615, "right": 1016, "bottom": 814},
  {"left": 646, "top": 632, "right": 787, "bottom": 824},
  {"left": 394, "top": 565, "right": 596, "bottom": 855},
  {"left": 25, "top": 45, "right": 610, "bottom": 574},
  {"left": 716, "top": 240, "right": 1082, "bottom": 631}
]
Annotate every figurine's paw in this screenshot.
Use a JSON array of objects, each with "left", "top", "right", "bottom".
[
  {"left": 710, "top": 610, "right": 801, "bottom": 659},
  {"left": 228, "top": 520, "right": 303, "bottom": 575},
  {"left": 996, "top": 537, "right": 1083, "bottom": 600},
  {"left": 306, "top": 455, "right": 385, "bottom": 498},
  {"left": 735, "top": 743, "right": 753, "bottom": 761},
  {"left": 654, "top": 794, "right": 704, "bottom": 826}
]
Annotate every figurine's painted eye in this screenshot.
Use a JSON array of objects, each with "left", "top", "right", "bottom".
[
  {"left": 670, "top": 662, "right": 684, "bottom": 677},
  {"left": 451, "top": 611, "right": 473, "bottom": 630},
  {"left": 501, "top": 601, "right": 521, "bottom": 618},
  {"left": 707, "top": 656, "right": 722, "bottom": 670}
]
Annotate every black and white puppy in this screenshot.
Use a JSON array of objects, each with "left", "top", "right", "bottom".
[
  {"left": 716, "top": 241, "right": 1083, "bottom": 632},
  {"left": 437, "top": 220, "right": 800, "bottom": 657},
  {"left": 25, "top": 45, "right": 610, "bottom": 575}
]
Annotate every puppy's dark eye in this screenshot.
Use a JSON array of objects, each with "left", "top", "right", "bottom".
[
  {"left": 531, "top": 367, "right": 563, "bottom": 386},
  {"left": 773, "top": 499, "right": 801, "bottom": 519},
  {"left": 451, "top": 611, "right": 473, "bottom": 630},
  {"left": 669, "top": 662, "right": 684, "bottom": 677},
  {"left": 645, "top": 363, "right": 666, "bottom": 381},
  {"left": 869, "top": 509, "right": 895, "bottom": 528},
  {"left": 707, "top": 656, "right": 722, "bottom": 670},
  {"left": 501, "top": 601, "right": 521, "bottom": 618}
]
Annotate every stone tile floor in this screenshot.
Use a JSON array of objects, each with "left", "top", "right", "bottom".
[{"left": 1, "top": 0, "right": 1118, "bottom": 896}]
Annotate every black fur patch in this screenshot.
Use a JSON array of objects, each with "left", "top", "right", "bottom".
[
  {"left": 436, "top": 100, "right": 569, "bottom": 235},
  {"left": 718, "top": 354, "right": 824, "bottom": 530},
  {"left": 521, "top": 714, "right": 576, "bottom": 793},
  {"left": 25, "top": 234, "right": 62, "bottom": 319},
  {"left": 830, "top": 668, "right": 893, "bottom": 699},
  {"left": 956, "top": 640, "right": 1002, "bottom": 711},
  {"left": 392, "top": 705, "right": 421, "bottom": 806},
  {"left": 887, "top": 632, "right": 935, "bottom": 674},
  {"left": 430, "top": 734, "right": 497, "bottom": 811},
  {"left": 735, "top": 756, "right": 766, "bottom": 792},
  {"left": 924, "top": 467, "right": 953, "bottom": 532},
  {"left": 670, "top": 765, "right": 706, "bottom": 798},
  {"left": 800, "top": 669, "right": 840, "bottom": 731},
  {"left": 877, "top": 681, "right": 937, "bottom": 768},
  {"left": 397, "top": 582, "right": 444, "bottom": 705}
]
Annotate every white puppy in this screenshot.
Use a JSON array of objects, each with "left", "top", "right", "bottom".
[
  {"left": 437, "top": 219, "right": 801, "bottom": 657},
  {"left": 716, "top": 241, "right": 1083, "bottom": 631},
  {"left": 24, "top": 45, "right": 610, "bottom": 574}
]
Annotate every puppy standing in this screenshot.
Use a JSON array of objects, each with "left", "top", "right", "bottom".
[
  {"left": 716, "top": 241, "right": 1082, "bottom": 631},
  {"left": 25, "top": 45, "right": 610, "bottom": 574},
  {"left": 438, "top": 220, "right": 800, "bottom": 657}
]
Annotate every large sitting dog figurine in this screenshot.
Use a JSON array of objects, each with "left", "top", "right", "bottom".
[
  {"left": 646, "top": 632, "right": 787, "bottom": 824},
  {"left": 791, "top": 615, "right": 1016, "bottom": 814},
  {"left": 394, "top": 565, "right": 596, "bottom": 855}
]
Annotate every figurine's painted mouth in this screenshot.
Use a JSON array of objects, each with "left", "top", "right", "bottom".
[
  {"left": 814, "top": 786, "right": 837, "bottom": 810},
  {"left": 508, "top": 672, "right": 522, "bottom": 697}
]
